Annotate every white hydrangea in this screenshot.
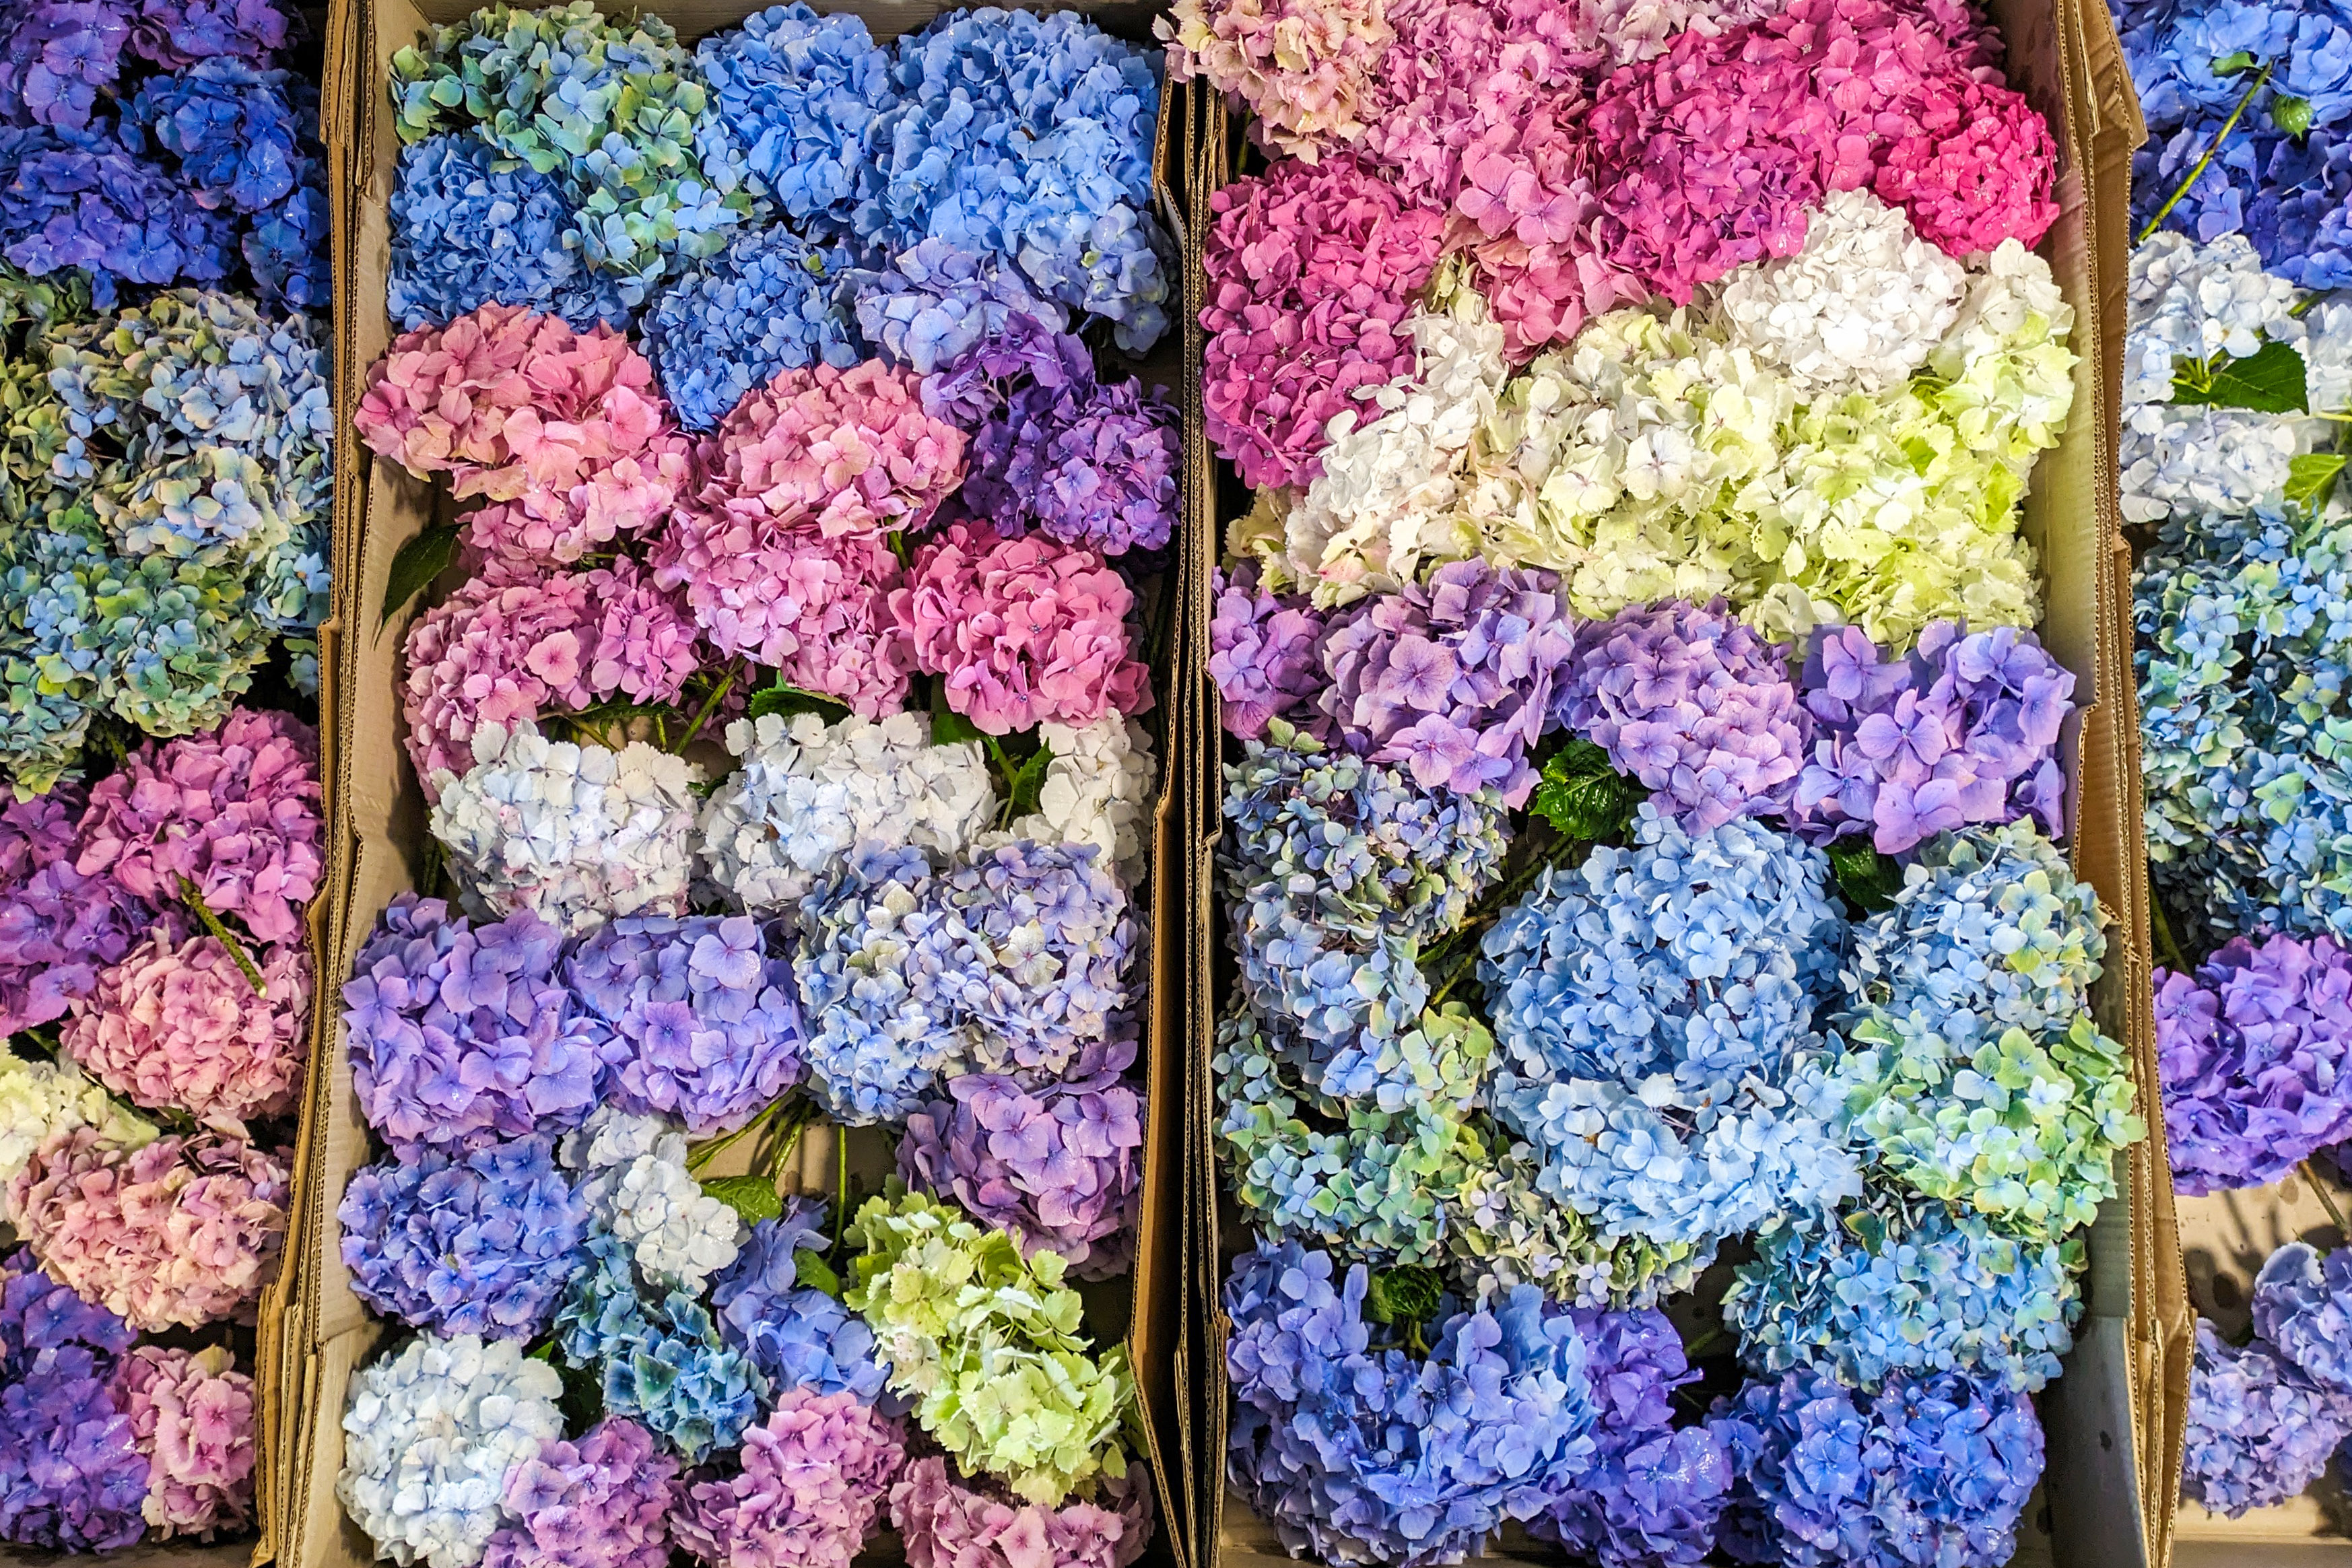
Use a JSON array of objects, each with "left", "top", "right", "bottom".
[
  {"left": 568, "top": 1114, "right": 741, "bottom": 1295},
  {"left": 429, "top": 720, "right": 698, "bottom": 937},
  {"left": 2301, "top": 299, "right": 2352, "bottom": 414},
  {"left": 1714, "top": 189, "right": 1966, "bottom": 397},
  {"left": 2120, "top": 403, "right": 2308, "bottom": 523},
  {"left": 2123, "top": 231, "right": 2304, "bottom": 408},
  {"left": 0, "top": 1057, "right": 154, "bottom": 1223},
  {"left": 337, "top": 1333, "right": 563, "bottom": 1568},
  {"left": 1574, "top": 0, "right": 1790, "bottom": 63},
  {"left": 995, "top": 713, "right": 1157, "bottom": 890},
  {"left": 697, "top": 710, "right": 995, "bottom": 914}
]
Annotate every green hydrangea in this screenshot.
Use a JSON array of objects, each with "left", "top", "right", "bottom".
[
  {"left": 1447, "top": 1130, "right": 1709, "bottom": 1309},
  {"left": 846, "top": 1188, "right": 1135, "bottom": 1507}
]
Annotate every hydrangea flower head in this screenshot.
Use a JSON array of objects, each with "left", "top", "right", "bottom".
[
  {"left": 1159, "top": 0, "right": 1392, "bottom": 159},
  {"left": 694, "top": 2, "right": 890, "bottom": 232},
  {"left": 892, "top": 1456, "right": 1157, "bottom": 1568},
  {"left": 1211, "top": 564, "right": 1329, "bottom": 742},
  {"left": 388, "top": 133, "right": 634, "bottom": 334},
  {"left": 902, "top": 1069, "right": 1143, "bottom": 1279},
  {"left": 2180, "top": 1320, "right": 2351, "bottom": 1517},
  {"left": 641, "top": 224, "right": 861, "bottom": 432},
  {"left": 0, "top": 786, "right": 152, "bottom": 1037},
  {"left": 2157, "top": 934, "right": 2352, "bottom": 1194},
  {"left": 116, "top": 1344, "right": 255, "bottom": 1541},
  {"left": 673, "top": 1390, "right": 905, "bottom": 1568},
  {"left": 481, "top": 1417, "right": 677, "bottom": 1568},
  {"left": 709, "top": 1201, "right": 888, "bottom": 1403},
  {"left": 63, "top": 924, "right": 308, "bottom": 1126},
  {"left": 554, "top": 1226, "right": 765, "bottom": 1461},
  {"left": 794, "top": 846, "right": 957, "bottom": 1125}
]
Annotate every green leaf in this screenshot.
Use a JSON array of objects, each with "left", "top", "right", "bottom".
[
  {"left": 702, "top": 1174, "right": 783, "bottom": 1227},
  {"left": 2289, "top": 451, "right": 2347, "bottom": 514},
  {"left": 999, "top": 737, "right": 1055, "bottom": 822},
  {"left": 2213, "top": 48, "right": 2258, "bottom": 73},
  {"left": 2172, "top": 338, "right": 2310, "bottom": 414},
  {"left": 745, "top": 681, "right": 852, "bottom": 724},
  {"left": 1364, "top": 1265, "right": 1442, "bottom": 1328},
  {"left": 380, "top": 522, "right": 459, "bottom": 625},
  {"left": 929, "top": 704, "right": 987, "bottom": 747},
  {"left": 2275, "top": 94, "right": 2316, "bottom": 134},
  {"left": 793, "top": 1249, "right": 842, "bottom": 1299},
  {"left": 1528, "top": 740, "right": 1644, "bottom": 843},
  {"left": 1827, "top": 840, "right": 1906, "bottom": 914}
]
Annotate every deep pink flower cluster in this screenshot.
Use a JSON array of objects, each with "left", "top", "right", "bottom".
[
  {"left": 401, "top": 559, "right": 702, "bottom": 790},
  {"left": 894, "top": 524, "right": 1154, "bottom": 735},
  {"left": 74, "top": 709, "right": 323, "bottom": 947},
  {"left": 1870, "top": 73, "right": 2060, "bottom": 256},
  {"left": 0, "top": 786, "right": 151, "bottom": 1037},
  {"left": 676, "top": 1390, "right": 906, "bottom": 1568},
  {"left": 892, "top": 1458, "right": 1157, "bottom": 1568},
  {"left": 9, "top": 1127, "right": 289, "bottom": 1332},
  {"left": 485, "top": 1419, "right": 678, "bottom": 1568},
  {"left": 1200, "top": 155, "right": 1447, "bottom": 490},
  {"left": 62, "top": 924, "right": 309, "bottom": 1127},
  {"left": 114, "top": 1345, "right": 257, "bottom": 1541},
  {"left": 354, "top": 303, "right": 694, "bottom": 570}
]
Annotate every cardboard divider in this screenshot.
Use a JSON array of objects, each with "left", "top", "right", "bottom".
[
  {"left": 282, "top": 4, "right": 1193, "bottom": 1565},
  {"left": 1169, "top": 0, "right": 2180, "bottom": 1561}
]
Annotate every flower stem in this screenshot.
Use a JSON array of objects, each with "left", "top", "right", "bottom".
[
  {"left": 177, "top": 877, "right": 265, "bottom": 994},
  {"left": 2137, "top": 61, "right": 2275, "bottom": 244},
  {"left": 670, "top": 665, "right": 738, "bottom": 755},
  {"left": 2149, "top": 897, "right": 2190, "bottom": 974},
  {"left": 2304, "top": 1160, "right": 2350, "bottom": 1236}
]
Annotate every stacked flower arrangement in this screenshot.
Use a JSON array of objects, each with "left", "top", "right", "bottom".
[
  {"left": 0, "top": 705, "right": 321, "bottom": 1549},
  {"left": 0, "top": 0, "right": 333, "bottom": 794},
  {"left": 1184, "top": 0, "right": 2141, "bottom": 1561},
  {"left": 333, "top": 6, "right": 1174, "bottom": 1567},
  {"left": 2118, "top": 0, "right": 2352, "bottom": 1522}
]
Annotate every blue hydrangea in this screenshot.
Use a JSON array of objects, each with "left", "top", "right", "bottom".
[
  {"left": 556, "top": 1226, "right": 766, "bottom": 1462},
  {"left": 0, "top": 123, "right": 235, "bottom": 306},
  {"left": 849, "top": 238, "right": 1069, "bottom": 376},
  {"left": 387, "top": 133, "right": 632, "bottom": 333},
  {"left": 2182, "top": 1319, "right": 2352, "bottom": 1516},
  {"left": 710, "top": 1202, "right": 889, "bottom": 1404},
  {"left": 1724, "top": 1191, "right": 2084, "bottom": 1395},
  {"left": 338, "top": 1134, "right": 589, "bottom": 1342},
  {"left": 243, "top": 160, "right": 328, "bottom": 310},
  {"left": 1224, "top": 1240, "right": 1599, "bottom": 1568},
  {"left": 2252, "top": 1241, "right": 2352, "bottom": 1395},
  {"left": 641, "top": 222, "right": 861, "bottom": 430},
  {"left": 2122, "top": 0, "right": 2352, "bottom": 137},
  {"left": 694, "top": 3, "right": 890, "bottom": 234},
  {"left": 793, "top": 844, "right": 957, "bottom": 1125},
  {"left": 123, "top": 59, "right": 313, "bottom": 215},
  {"left": 2132, "top": 114, "right": 2352, "bottom": 289},
  {"left": 1712, "top": 1367, "right": 2044, "bottom": 1568},
  {"left": 859, "top": 8, "right": 1170, "bottom": 349}
]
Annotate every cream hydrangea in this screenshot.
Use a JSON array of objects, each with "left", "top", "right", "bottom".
[
  {"left": 0, "top": 1056, "right": 155, "bottom": 1224},
  {"left": 564, "top": 1107, "right": 742, "bottom": 1295},
  {"left": 2123, "top": 231, "right": 2304, "bottom": 408},
  {"left": 429, "top": 721, "right": 699, "bottom": 936},
  {"left": 696, "top": 710, "right": 995, "bottom": 915},
  {"left": 992, "top": 714, "right": 1158, "bottom": 891}
]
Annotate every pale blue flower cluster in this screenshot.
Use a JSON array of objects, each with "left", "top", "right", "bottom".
[
  {"left": 555, "top": 1225, "right": 766, "bottom": 1462},
  {"left": 2252, "top": 1240, "right": 2352, "bottom": 1396},
  {"left": 791, "top": 846, "right": 957, "bottom": 1126},
  {"left": 709, "top": 1202, "right": 889, "bottom": 1404},
  {"left": 640, "top": 223, "right": 861, "bottom": 430},
  {"left": 694, "top": 2, "right": 890, "bottom": 234},
  {"left": 387, "top": 134, "right": 635, "bottom": 333},
  {"left": 2182, "top": 1319, "right": 2352, "bottom": 1515}
]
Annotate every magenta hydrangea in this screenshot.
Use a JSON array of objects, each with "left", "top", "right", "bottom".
[
  {"left": 483, "top": 1418, "right": 678, "bottom": 1568},
  {"left": 565, "top": 916, "right": 805, "bottom": 1137},
  {"left": 2159, "top": 934, "right": 2352, "bottom": 1196},
  {"left": 62, "top": 924, "right": 309, "bottom": 1126},
  {"left": 1210, "top": 564, "right": 1329, "bottom": 742},
  {"left": 1872, "top": 73, "right": 2059, "bottom": 257},
  {"left": 342, "top": 894, "right": 612, "bottom": 1155},
  {"left": 0, "top": 785, "right": 151, "bottom": 1037},
  {"left": 1200, "top": 154, "right": 1447, "bottom": 489},
  {"left": 1793, "top": 620, "right": 2073, "bottom": 855},
  {"left": 73, "top": 707, "right": 322, "bottom": 945},
  {"left": 1555, "top": 599, "right": 1807, "bottom": 833},
  {"left": 114, "top": 1344, "right": 257, "bottom": 1542},
  {"left": 1316, "top": 560, "right": 1574, "bottom": 806},
  {"left": 894, "top": 523, "right": 1153, "bottom": 735},
  {"left": 899, "top": 1070, "right": 1143, "bottom": 1280},
  {"left": 891, "top": 1457, "right": 1156, "bottom": 1568},
  {"left": 675, "top": 1390, "right": 906, "bottom": 1568}
]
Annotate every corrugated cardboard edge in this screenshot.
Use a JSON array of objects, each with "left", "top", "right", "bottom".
[
  {"left": 1175, "top": 0, "right": 2172, "bottom": 1559},
  {"left": 283, "top": 6, "right": 1195, "bottom": 1567}
]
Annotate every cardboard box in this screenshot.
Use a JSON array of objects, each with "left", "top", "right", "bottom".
[
  {"left": 1172, "top": 0, "right": 2189, "bottom": 1561},
  {"left": 285, "top": 7, "right": 1195, "bottom": 1567}
]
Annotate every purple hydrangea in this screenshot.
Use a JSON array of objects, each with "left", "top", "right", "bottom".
[
  {"left": 566, "top": 915, "right": 805, "bottom": 1138},
  {"left": 0, "top": 0, "right": 132, "bottom": 129},
  {"left": 963, "top": 370, "right": 1178, "bottom": 557},
  {"left": 2252, "top": 1242, "right": 2352, "bottom": 1396},
  {"left": 709, "top": 1202, "right": 888, "bottom": 1405},
  {"left": 343, "top": 894, "right": 614, "bottom": 1155},
  {"left": 122, "top": 59, "right": 312, "bottom": 213},
  {"left": 1532, "top": 1309, "right": 1731, "bottom": 1568},
  {"left": 1209, "top": 565, "right": 1328, "bottom": 743},
  {"left": 2182, "top": 1320, "right": 2352, "bottom": 1516},
  {"left": 481, "top": 1417, "right": 679, "bottom": 1568},
  {"left": 0, "top": 1248, "right": 134, "bottom": 1377},
  {"left": 0, "top": 1351, "right": 147, "bottom": 1551},
  {"left": 918, "top": 309, "right": 1091, "bottom": 430},
  {"left": 1794, "top": 621, "right": 2074, "bottom": 855},
  {"left": 129, "top": 0, "right": 292, "bottom": 69},
  {"left": 337, "top": 1133, "right": 589, "bottom": 1341},
  {"left": 0, "top": 786, "right": 152, "bottom": 1037},
  {"left": 899, "top": 1070, "right": 1143, "bottom": 1280},
  {"left": 2157, "top": 934, "right": 2352, "bottom": 1195},
  {"left": 850, "top": 238, "right": 1071, "bottom": 376},
  {"left": 1555, "top": 599, "right": 1807, "bottom": 833},
  {"left": 1316, "top": 561, "right": 1575, "bottom": 806},
  {"left": 0, "top": 123, "right": 235, "bottom": 304}
]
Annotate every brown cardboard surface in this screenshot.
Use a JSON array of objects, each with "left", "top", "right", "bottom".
[
  {"left": 286, "top": 3, "right": 1191, "bottom": 1565},
  {"left": 1174, "top": 0, "right": 2168, "bottom": 1560}
]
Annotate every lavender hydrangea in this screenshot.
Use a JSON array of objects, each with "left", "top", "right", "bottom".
[
  {"left": 962, "top": 370, "right": 1179, "bottom": 557},
  {"left": 1314, "top": 561, "right": 1576, "bottom": 805},
  {"left": 481, "top": 1417, "right": 678, "bottom": 1568},
  {"left": 917, "top": 308, "right": 1089, "bottom": 428},
  {"left": 556, "top": 1227, "right": 766, "bottom": 1462},
  {"left": 566, "top": 916, "right": 805, "bottom": 1138},
  {"left": 339, "top": 1134, "right": 589, "bottom": 1342},
  {"left": 849, "top": 239, "right": 1071, "bottom": 376},
  {"left": 709, "top": 1201, "right": 888, "bottom": 1404},
  {"left": 2181, "top": 1320, "right": 2352, "bottom": 1516},
  {"left": 793, "top": 846, "right": 957, "bottom": 1125},
  {"left": 900, "top": 1070, "right": 1143, "bottom": 1279},
  {"left": 343, "top": 895, "right": 613, "bottom": 1155},
  {"left": 0, "top": 1353, "right": 147, "bottom": 1550},
  {"left": 641, "top": 224, "right": 861, "bottom": 431},
  {"left": 693, "top": 3, "right": 890, "bottom": 233},
  {"left": 0, "top": 0, "right": 131, "bottom": 129},
  {"left": 1795, "top": 621, "right": 2074, "bottom": 854},
  {"left": 1224, "top": 1241, "right": 1598, "bottom": 1568},
  {"left": 0, "top": 1246, "right": 134, "bottom": 1373},
  {"left": 2158, "top": 934, "right": 2352, "bottom": 1195},
  {"left": 1726, "top": 1192, "right": 2083, "bottom": 1395},
  {"left": 1531, "top": 1309, "right": 1731, "bottom": 1568},
  {"left": 1555, "top": 599, "right": 1808, "bottom": 833},
  {"left": 1209, "top": 564, "right": 1327, "bottom": 742},
  {"left": 388, "top": 134, "right": 632, "bottom": 333}
]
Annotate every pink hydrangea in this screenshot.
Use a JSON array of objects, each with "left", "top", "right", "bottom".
[
  {"left": 10, "top": 1127, "right": 290, "bottom": 1332},
  {"left": 893, "top": 524, "right": 1153, "bottom": 735},
  {"left": 1201, "top": 156, "right": 1446, "bottom": 490},
  {"left": 1352, "top": 0, "right": 1505, "bottom": 205},
  {"left": 402, "top": 559, "right": 702, "bottom": 792},
  {"left": 61, "top": 924, "right": 308, "bottom": 1128},
  {"left": 690, "top": 360, "right": 967, "bottom": 543},
  {"left": 73, "top": 709, "right": 322, "bottom": 947},
  {"left": 113, "top": 1345, "right": 256, "bottom": 1541},
  {"left": 1160, "top": 0, "right": 1395, "bottom": 160},
  {"left": 1873, "top": 73, "right": 2060, "bottom": 255},
  {"left": 354, "top": 303, "right": 694, "bottom": 569},
  {"left": 675, "top": 1391, "right": 905, "bottom": 1568},
  {"left": 485, "top": 1418, "right": 678, "bottom": 1568},
  {"left": 0, "top": 786, "right": 151, "bottom": 1037},
  {"left": 891, "top": 1458, "right": 1156, "bottom": 1568}
]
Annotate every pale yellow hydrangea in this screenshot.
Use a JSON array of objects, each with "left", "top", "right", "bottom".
[{"left": 0, "top": 1055, "right": 156, "bottom": 1223}]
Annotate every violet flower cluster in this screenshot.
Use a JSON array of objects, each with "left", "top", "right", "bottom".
[
  {"left": 0, "top": 782, "right": 152, "bottom": 1037},
  {"left": 0, "top": 1247, "right": 148, "bottom": 1553},
  {"left": 2181, "top": 1240, "right": 2352, "bottom": 1515},
  {"left": 709, "top": 1201, "right": 887, "bottom": 1404},
  {"left": 481, "top": 1417, "right": 677, "bottom": 1568},
  {"left": 673, "top": 1389, "right": 906, "bottom": 1568}
]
